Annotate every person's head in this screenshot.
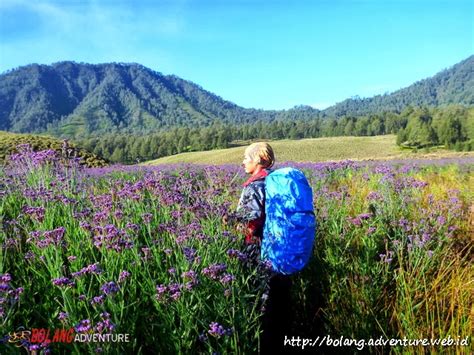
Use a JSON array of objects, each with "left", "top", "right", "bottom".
[{"left": 242, "top": 142, "right": 275, "bottom": 175}]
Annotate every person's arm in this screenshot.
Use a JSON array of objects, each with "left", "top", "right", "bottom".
[{"left": 236, "top": 182, "right": 265, "bottom": 243}]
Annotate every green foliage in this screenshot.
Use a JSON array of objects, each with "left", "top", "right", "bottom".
[
  {"left": 396, "top": 105, "right": 473, "bottom": 150},
  {"left": 72, "top": 106, "right": 472, "bottom": 164},
  {"left": 1, "top": 57, "right": 473, "bottom": 139},
  {"left": 0, "top": 131, "right": 107, "bottom": 167},
  {"left": 323, "top": 55, "right": 474, "bottom": 117}
]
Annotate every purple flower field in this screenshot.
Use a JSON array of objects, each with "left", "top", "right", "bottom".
[{"left": 0, "top": 145, "right": 473, "bottom": 353}]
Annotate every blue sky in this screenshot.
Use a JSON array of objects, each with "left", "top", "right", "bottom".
[{"left": 0, "top": 0, "right": 472, "bottom": 110}]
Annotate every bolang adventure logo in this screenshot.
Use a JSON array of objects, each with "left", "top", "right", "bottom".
[{"left": 3, "top": 326, "right": 130, "bottom": 352}]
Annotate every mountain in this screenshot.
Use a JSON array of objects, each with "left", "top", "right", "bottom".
[
  {"left": 0, "top": 62, "right": 322, "bottom": 137},
  {"left": 0, "top": 56, "right": 472, "bottom": 138},
  {"left": 0, "top": 62, "right": 286, "bottom": 137},
  {"left": 323, "top": 55, "right": 473, "bottom": 117}
]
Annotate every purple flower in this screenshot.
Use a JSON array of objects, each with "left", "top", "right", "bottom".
[
  {"left": 155, "top": 284, "right": 167, "bottom": 301},
  {"left": 227, "top": 249, "right": 247, "bottom": 262},
  {"left": 182, "top": 270, "right": 197, "bottom": 280},
  {"left": 0, "top": 274, "right": 12, "bottom": 283},
  {"left": 182, "top": 247, "right": 197, "bottom": 263},
  {"left": 379, "top": 251, "right": 394, "bottom": 264},
  {"left": 142, "top": 213, "right": 153, "bottom": 224},
  {"left": 79, "top": 221, "right": 91, "bottom": 231},
  {"left": 58, "top": 312, "right": 69, "bottom": 321},
  {"left": 436, "top": 216, "right": 446, "bottom": 225},
  {"left": 219, "top": 274, "right": 235, "bottom": 284},
  {"left": 208, "top": 322, "right": 232, "bottom": 338},
  {"left": 91, "top": 295, "right": 105, "bottom": 305},
  {"left": 114, "top": 210, "right": 124, "bottom": 220},
  {"left": 170, "top": 291, "right": 181, "bottom": 301},
  {"left": 168, "top": 283, "right": 180, "bottom": 294},
  {"left": 348, "top": 217, "right": 362, "bottom": 226},
  {"left": 75, "top": 319, "right": 92, "bottom": 333},
  {"left": 100, "top": 281, "right": 120, "bottom": 295},
  {"left": 118, "top": 270, "right": 131, "bottom": 283},
  {"left": 52, "top": 277, "right": 75, "bottom": 288},
  {"left": 202, "top": 263, "right": 227, "bottom": 280},
  {"left": 72, "top": 262, "right": 103, "bottom": 278}
]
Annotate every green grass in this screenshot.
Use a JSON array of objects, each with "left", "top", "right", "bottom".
[
  {"left": 0, "top": 131, "right": 107, "bottom": 167},
  {"left": 144, "top": 135, "right": 474, "bottom": 165}
]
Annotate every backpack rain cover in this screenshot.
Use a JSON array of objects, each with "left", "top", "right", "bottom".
[{"left": 261, "top": 167, "right": 316, "bottom": 275}]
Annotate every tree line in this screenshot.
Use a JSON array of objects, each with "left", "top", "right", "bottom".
[{"left": 74, "top": 105, "right": 473, "bottom": 164}]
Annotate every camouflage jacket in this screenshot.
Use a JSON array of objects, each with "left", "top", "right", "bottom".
[{"left": 236, "top": 169, "right": 270, "bottom": 244}]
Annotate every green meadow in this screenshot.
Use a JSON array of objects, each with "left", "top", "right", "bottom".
[{"left": 144, "top": 135, "right": 473, "bottom": 165}]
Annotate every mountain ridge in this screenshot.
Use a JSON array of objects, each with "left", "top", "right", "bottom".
[{"left": 0, "top": 56, "right": 472, "bottom": 137}]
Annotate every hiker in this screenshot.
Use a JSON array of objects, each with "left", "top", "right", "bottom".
[{"left": 234, "top": 142, "right": 292, "bottom": 353}]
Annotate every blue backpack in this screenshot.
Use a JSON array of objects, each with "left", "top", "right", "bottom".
[{"left": 261, "top": 167, "right": 316, "bottom": 275}]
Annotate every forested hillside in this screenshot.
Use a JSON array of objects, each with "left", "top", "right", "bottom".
[
  {"left": 323, "top": 55, "right": 473, "bottom": 117},
  {"left": 0, "top": 57, "right": 472, "bottom": 163},
  {"left": 1, "top": 56, "right": 472, "bottom": 138},
  {"left": 0, "top": 62, "right": 319, "bottom": 136}
]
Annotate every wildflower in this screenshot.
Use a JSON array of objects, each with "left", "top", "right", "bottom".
[
  {"left": 58, "top": 312, "right": 69, "bottom": 321},
  {"left": 348, "top": 217, "right": 362, "bottom": 226},
  {"left": 142, "top": 213, "right": 153, "bottom": 224},
  {"left": 219, "top": 274, "right": 235, "bottom": 284},
  {"left": 202, "top": 263, "right": 227, "bottom": 280},
  {"left": 72, "top": 262, "right": 102, "bottom": 278},
  {"left": 79, "top": 222, "right": 91, "bottom": 232},
  {"left": 91, "top": 295, "right": 105, "bottom": 305},
  {"left": 0, "top": 274, "right": 12, "bottom": 283},
  {"left": 100, "top": 281, "right": 120, "bottom": 295},
  {"left": 24, "top": 251, "right": 35, "bottom": 261},
  {"left": 170, "top": 291, "right": 181, "bottom": 301},
  {"left": 125, "top": 222, "right": 139, "bottom": 232},
  {"left": 75, "top": 319, "right": 92, "bottom": 333},
  {"left": 155, "top": 284, "right": 167, "bottom": 301},
  {"left": 182, "top": 270, "right": 197, "bottom": 281},
  {"left": 436, "top": 215, "right": 446, "bottom": 225},
  {"left": 208, "top": 322, "right": 232, "bottom": 338},
  {"left": 379, "top": 251, "right": 394, "bottom": 264},
  {"left": 118, "top": 271, "right": 131, "bottom": 283},
  {"left": 182, "top": 247, "right": 197, "bottom": 263},
  {"left": 113, "top": 210, "right": 124, "bottom": 220},
  {"left": 52, "top": 277, "right": 75, "bottom": 288}
]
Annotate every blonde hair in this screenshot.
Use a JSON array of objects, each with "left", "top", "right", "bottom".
[{"left": 244, "top": 142, "right": 275, "bottom": 168}]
